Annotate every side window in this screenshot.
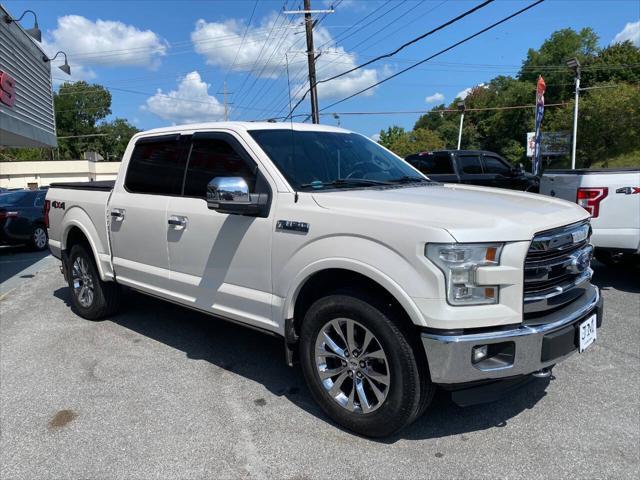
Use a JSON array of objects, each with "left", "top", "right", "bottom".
[
  {"left": 483, "top": 156, "right": 511, "bottom": 175},
  {"left": 183, "top": 137, "right": 256, "bottom": 198},
  {"left": 420, "top": 153, "right": 454, "bottom": 174},
  {"left": 458, "top": 155, "right": 482, "bottom": 174},
  {"left": 125, "top": 137, "right": 189, "bottom": 195}
]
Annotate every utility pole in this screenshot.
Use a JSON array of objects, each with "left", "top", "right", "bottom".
[
  {"left": 217, "top": 81, "right": 233, "bottom": 121},
  {"left": 284, "top": 1, "right": 334, "bottom": 124},
  {"left": 304, "top": 0, "right": 319, "bottom": 124}
]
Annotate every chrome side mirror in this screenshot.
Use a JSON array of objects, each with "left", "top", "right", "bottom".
[
  {"left": 206, "top": 176, "right": 269, "bottom": 217},
  {"left": 207, "top": 177, "right": 250, "bottom": 204}
]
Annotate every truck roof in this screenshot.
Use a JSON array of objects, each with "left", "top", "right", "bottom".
[{"left": 136, "top": 121, "right": 350, "bottom": 138}]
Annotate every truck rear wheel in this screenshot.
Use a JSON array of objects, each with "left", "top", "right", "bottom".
[
  {"left": 67, "top": 244, "right": 121, "bottom": 320},
  {"left": 299, "top": 293, "right": 432, "bottom": 437}
]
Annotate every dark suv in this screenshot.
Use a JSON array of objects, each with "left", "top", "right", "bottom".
[
  {"left": 405, "top": 150, "right": 539, "bottom": 192},
  {"left": 0, "top": 190, "right": 48, "bottom": 250}
]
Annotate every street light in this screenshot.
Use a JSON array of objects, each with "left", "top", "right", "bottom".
[
  {"left": 43, "top": 51, "right": 71, "bottom": 75},
  {"left": 456, "top": 100, "right": 466, "bottom": 150},
  {"left": 3, "top": 9, "right": 42, "bottom": 42},
  {"left": 333, "top": 113, "right": 340, "bottom": 127},
  {"left": 567, "top": 57, "right": 581, "bottom": 170}
]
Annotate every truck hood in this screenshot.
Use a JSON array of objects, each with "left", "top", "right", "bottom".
[{"left": 311, "top": 183, "right": 589, "bottom": 242}]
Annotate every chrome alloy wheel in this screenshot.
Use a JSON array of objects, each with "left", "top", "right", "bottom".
[
  {"left": 315, "top": 318, "right": 390, "bottom": 414},
  {"left": 72, "top": 256, "right": 95, "bottom": 308},
  {"left": 33, "top": 227, "right": 47, "bottom": 249}
]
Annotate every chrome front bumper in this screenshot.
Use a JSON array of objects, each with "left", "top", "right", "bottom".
[{"left": 421, "top": 285, "right": 602, "bottom": 384}]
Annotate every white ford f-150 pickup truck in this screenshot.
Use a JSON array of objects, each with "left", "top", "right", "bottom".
[{"left": 46, "top": 122, "right": 602, "bottom": 437}]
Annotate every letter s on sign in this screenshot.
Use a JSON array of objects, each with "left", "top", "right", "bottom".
[{"left": 0, "top": 71, "right": 16, "bottom": 108}]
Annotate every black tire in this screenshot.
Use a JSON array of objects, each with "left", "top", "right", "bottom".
[
  {"left": 299, "top": 293, "right": 434, "bottom": 437},
  {"left": 595, "top": 250, "right": 640, "bottom": 269},
  {"left": 30, "top": 225, "right": 48, "bottom": 251},
  {"left": 67, "top": 244, "right": 121, "bottom": 320}
]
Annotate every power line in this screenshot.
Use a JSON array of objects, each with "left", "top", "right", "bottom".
[
  {"left": 318, "top": 0, "right": 546, "bottom": 114},
  {"left": 285, "top": 0, "right": 497, "bottom": 119}
]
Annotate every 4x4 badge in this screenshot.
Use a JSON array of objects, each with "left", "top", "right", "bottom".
[
  {"left": 615, "top": 187, "right": 640, "bottom": 195},
  {"left": 276, "top": 220, "right": 309, "bottom": 234}
]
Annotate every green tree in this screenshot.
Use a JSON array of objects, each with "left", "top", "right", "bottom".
[
  {"left": 54, "top": 81, "right": 112, "bottom": 159},
  {"left": 95, "top": 119, "right": 140, "bottom": 161},
  {"left": 585, "top": 41, "right": 640, "bottom": 85},
  {"left": 546, "top": 83, "right": 640, "bottom": 167},
  {"left": 518, "top": 27, "right": 599, "bottom": 102}
]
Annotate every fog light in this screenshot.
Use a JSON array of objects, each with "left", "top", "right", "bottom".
[{"left": 472, "top": 345, "right": 488, "bottom": 364}]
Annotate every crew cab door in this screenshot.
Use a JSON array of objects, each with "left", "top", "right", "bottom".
[
  {"left": 481, "top": 154, "right": 515, "bottom": 189},
  {"left": 406, "top": 152, "right": 458, "bottom": 183},
  {"left": 166, "top": 132, "right": 275, "bottom": 331},
  {"left": 108, "top": 134, "right": 189, "bottom": 295},
  {"left": 456, "top": 154, "right": 489, "bottom": 186}
]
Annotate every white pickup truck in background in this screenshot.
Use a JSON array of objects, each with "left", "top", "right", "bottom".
[
  {"left": 540, "top": 168, "right": 640, "bottom": 266},
  {"left": 45, "top": 122, "right": 603, "bottom": 437}
]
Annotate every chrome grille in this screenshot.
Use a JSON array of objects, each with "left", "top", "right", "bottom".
[{"left": 524, "top": 221, "right": 593, "bottom": 321}]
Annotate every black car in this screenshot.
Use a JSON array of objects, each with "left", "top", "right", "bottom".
[
  {"left": 405, "top": 150, "right": 539, "bottom": 192},
  {"left": 0, "top": 190, "right": 48, "bottom": 250}
]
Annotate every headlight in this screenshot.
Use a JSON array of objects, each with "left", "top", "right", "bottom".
[{"left": 425, "top": 243, "right": 504, "bottom": 306}]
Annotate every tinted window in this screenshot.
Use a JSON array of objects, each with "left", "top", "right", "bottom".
[
  {"left": 459, "top": 155, "right": 482, "bottom": 174},
  {"left": 183, "top": 137, "right": 256, "bottom": 198},
  {"left": 483, "top": 156, "right": 511, "bottom": 175},
  {"left": 419, "top": 153, "right": 454, "bottom": 174},
  {"left": 125, "top": 137, "right": 189, "bottom": 195},
  {"left": 249, "top": 130, "right": 425, "bottom": 190}
]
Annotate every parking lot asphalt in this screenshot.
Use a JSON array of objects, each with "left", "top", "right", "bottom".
[{"left": 0, "top": 249, "right": 638, "bottom": 479}]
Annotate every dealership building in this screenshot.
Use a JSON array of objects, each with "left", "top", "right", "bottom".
[{"left": 0, "top": 4, "right": 57, "bottom": 148}]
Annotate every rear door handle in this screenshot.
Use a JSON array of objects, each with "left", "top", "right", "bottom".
[
  {"left": 110, "top": 208, "right": 125, "bottom": 221},
  {"left": 168, "top": 215, "right": 188, "bottom": 230}
]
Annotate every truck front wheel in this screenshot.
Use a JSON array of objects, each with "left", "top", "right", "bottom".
[
  {"left": 67, "top": 244, "right": 121, "bottom": 320},
  {"left": 299, "top": 293, "right": 432, "bottom": 437}
]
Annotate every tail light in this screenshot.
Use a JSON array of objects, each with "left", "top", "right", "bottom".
[
  {"left": 0, "top": 211, "right": 19, "bottom": 220},
  {"left": 44, "top": 200, "right": 51, "bottom": 228},
  {"left": 577, "top": 187, "right": 608, "bottom": 218}
]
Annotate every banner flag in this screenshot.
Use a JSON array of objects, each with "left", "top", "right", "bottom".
[{"left": 533, "top": 75, "right": 546, "bottom": 176}]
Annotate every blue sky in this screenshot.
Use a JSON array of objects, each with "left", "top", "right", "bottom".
[{"left": 5, "top": 0, "right": 640, "bottom": 138}]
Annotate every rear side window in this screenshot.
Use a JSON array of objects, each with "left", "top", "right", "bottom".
[
  {"left": 483, "top": 156, "right": 511, "bottom": 175},
  {"left": 183, "top": 137, "right": 256, "bottom": 198},
  {"left": 125, "top": 137, "right": 189, "bottom": 195},
  {"left": 419, "top": 153, "right": 454, "bottom": 174},
  {"left": 459, "top": 155, "right": 482, "bottom": 174}
]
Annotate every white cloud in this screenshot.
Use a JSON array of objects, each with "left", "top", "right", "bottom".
[
  {"left": 456, "top": 83, "right": 486, "bottom": 100},
  {"left": 612, "top": 20, "right": 640, "bottom": 46},
  {"left": 191, "top": 16, "right": 378, "bottom": 100},
  {"left": 425, "top": 92, "right": 445, "bottom": 103},
  {"left": 45, "top": 15, "right": 167, "bottom": 77},
  {"left": 371, "top": 133, "right": 381, "bottom": 142},
  {"left": 144, "top": 71, "right": 225, "bottom": 123}
]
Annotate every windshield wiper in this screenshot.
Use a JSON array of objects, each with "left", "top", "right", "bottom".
[
  {"left": 299, "top": 178, "right": 393, "bottom": 189},
  {"left": 387, "top": 176, "right": 432, "bottom": 184}
]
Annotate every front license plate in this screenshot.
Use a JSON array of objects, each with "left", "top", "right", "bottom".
[{"left": 578, "top": 314, "right": 597, "bottom": 352}]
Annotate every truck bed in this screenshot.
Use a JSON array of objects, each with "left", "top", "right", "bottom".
[{"left": 49, "top": 180, "right": 115, "bottom": 192}]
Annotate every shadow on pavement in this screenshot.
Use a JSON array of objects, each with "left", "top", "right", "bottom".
[
  {"left": 0, "top": 245, "right": 49, "bottom": 285},
  {"left": 54, "top": 285, "right": 551, "bottom": 442},
  {"left": 590, "top": 260, "right": 639, "bottom": 294}
]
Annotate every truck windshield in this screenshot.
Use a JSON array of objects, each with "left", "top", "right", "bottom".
[{"left": 249, "top": 129, "right": 427, "bottom": 191}]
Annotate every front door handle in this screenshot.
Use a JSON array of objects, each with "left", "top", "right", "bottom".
[
  {"left": 110, "top": 208, "right": 125, "bottom": 221},
  {"left": 168, "top": 215, "right": 188, "bottom": 230}
]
